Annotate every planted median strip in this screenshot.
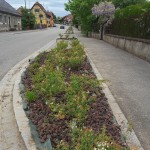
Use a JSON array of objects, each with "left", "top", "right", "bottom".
[{"left": 23, "top": 39, "right": 128, "bottom": 149}]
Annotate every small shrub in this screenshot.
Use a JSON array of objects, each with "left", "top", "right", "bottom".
[
  {"left": 40, "top": 70, "right": 66, "bottom": 96},
  {"left": 71, "top": 39, "right": 80, "bottom": 47},
  {"left": 59, "top": 33, "right": 63, "bottom": 38},
  {"left": 26, "top": 91, "right": 37, "bottom": 102},
  {"left": 71, "top": 75, "right": 100, "bottom": 88},
  {"left": 55, "top": 141, "right": 69, "bottom": 150},
  {"left": 106, "top": 2, "right": 150, "bottom": 39},
  {"left": 65, "top": 34, "right": 69, "bottom": 39},
  {"left": 70, "top": 127, "right": 125, "bottom": 150},
  {"left": 53, "top": 41, "right": 68, "bottom": 52},
  {"left": 65, "top": 26, "right": 74, "bottom": 34},
  {"left": 66, "top": 56, "right": 85, "bottom": 70}
]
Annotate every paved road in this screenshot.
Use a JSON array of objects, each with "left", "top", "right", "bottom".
[
  {"left": 75, "top": 30, "right": 150, "bottom": 150},
  {"left": 0, "top": 26, "right": 64, "bottom": 81}
]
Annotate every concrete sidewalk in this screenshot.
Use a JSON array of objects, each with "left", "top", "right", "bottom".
[{"left": 75, "top": 30, "right": 150, "bottom": 150}]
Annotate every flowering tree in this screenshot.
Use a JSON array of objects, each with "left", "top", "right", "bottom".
[{"left": 92, "top": 2, "right": 115, "bottom": 39}]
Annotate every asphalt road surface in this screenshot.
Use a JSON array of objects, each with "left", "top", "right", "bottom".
[{"left": 0, "top": 26, "right": 64, "bottom": 81}]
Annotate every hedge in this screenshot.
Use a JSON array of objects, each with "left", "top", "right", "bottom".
[{"left": 105, "top": 2, "right": 150, "bottom": 39}]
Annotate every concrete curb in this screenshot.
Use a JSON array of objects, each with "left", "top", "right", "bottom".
[
  {"left": 13, "top": 40, "right": 56, "bottom": 150},
  {"left": 0, "top": 39, "right": 56, "bottom": 150},
  {"left": 85, "top": 49, "right": 144, "bottom": 150},
  {"left": 13, "top": 67, "right": 37, "bottom": 150}
]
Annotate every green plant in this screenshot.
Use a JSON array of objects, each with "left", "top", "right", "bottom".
[
  {"left": 70, "top": 127, "right": 126, "bottom": 150},
  {"left": 71, "top": 39, "right": 80, "bottom": 47},
  {"left": 53, "top": 41, "right": 68, "bottom": 52},
  {"left": 59, "top": 33, "right": 63, "bottom": 38},
  {"left": 65, "top": 34, "right": 69, "bottom": 39},
  {"left": 65, "top": 0, "right": 103, "bottom": 34},
  {"left": 127, "top": 121, "right": 133, "bottom": 132},
  {"left": 70, "top": 74, "right": 101, "bottom": 91},
  {"left": 21, "top": 8, "right": 36, "bottom": 30},
  {"left": 55, "top": 141, "right": 69, "bottom": 150},
  {"left": 65, "top": 90, "right": 88, "bottom": 124},
  {"left": 26, "top": 91, "right": 37, "bottom": 102},
  {"left": 65, "top": 26, "right": 74, "bottom": 34},
  {"left": 65, "top": 56, "right": 84, "bottom": 70},
  {"left": 112, "top": 0, "right": 146, "bottom": 9},
  {"left": 53, "top": 40, "right": 86, "bottom": 70},
  {"left": 106, "top": 2, "right": 150, "bottom": 39},
  {"left": 40, "top": 70, "right": 66, "bottom": 96},
  {"left": 115, "top": 5, "right": 143, "bottom": 19}
]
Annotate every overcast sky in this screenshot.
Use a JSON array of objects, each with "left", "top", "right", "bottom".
[{"left": 5, "top": 0, "right": 69, "bottom": 17}]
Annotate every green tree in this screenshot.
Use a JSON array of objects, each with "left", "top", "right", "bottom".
[
  {"left": 65, "top": 0, "right": 103, "bottom": 35},
  {"left": 112, "top": 0, "right": 146, "bottom": 8},
  {"left": 55, "top": 16, "right": 61, "bottom": 23},
  {"left": 21, "top": 8, "right": 36, "bottom": 30},
  {"left": 52, "top": 13, "right": 57, "bottom": 23}
]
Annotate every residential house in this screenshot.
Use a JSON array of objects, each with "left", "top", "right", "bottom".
[
  {"left": 59, "top": 14, "right": 73, "bottom": 25},
  {"left": 17, "top": 6, "right": 23, "bottom": 15},
  {"left": 46, "top": 11, "right": 54, "bottom": 27},
  {"left": 0, "top": 0, "right": 21, "bottom": 31},
  {"left": 31, "top": 2, "right": 54, "bottom": 29}
]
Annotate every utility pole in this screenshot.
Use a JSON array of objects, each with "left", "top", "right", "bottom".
[
  {"left": 29, "top": 0, "right": 30, "bottom": 9},
  {"left": 24, "top": 0, "right": 26, "bottom": 9}
]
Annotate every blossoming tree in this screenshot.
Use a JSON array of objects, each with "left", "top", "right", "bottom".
[{"left": 92, "top": 2, "right": 115, "bottom": 40}]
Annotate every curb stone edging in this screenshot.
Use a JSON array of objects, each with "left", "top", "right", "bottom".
[
  {"left": 0, "top": 39, "right": 56, "bottom": 150},
  {"left": 85, "top": 49, "right": 144, "bottom": 150},
  {"left": 13, "top": 67, "right": 37, "bottom": 150},
  {"left": 12, "top": 40, "right": 56, "bottom": 150}
]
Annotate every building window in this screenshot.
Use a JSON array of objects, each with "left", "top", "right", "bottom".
[
  {"left": 35, "top": 9, "right": 39, "bottom": 13},
  {"left": 39, "top": 14, "right": 43, "bottom": 18},
  {"left": 0, "top": 15, "right": 2, "bottom": 22},
  {"left": 4, "top": 16, "right": 7, "bottom": 23}
]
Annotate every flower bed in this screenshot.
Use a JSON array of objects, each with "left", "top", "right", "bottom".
[
  {"left": 23, "top": 40, "right": 128, "bottom": 149},
  {"left": 65, "top": 26, "right": 74, "bottom": 34},
  {"left": 57, "top": 26, "right": 76, "bottom": 42},
  {"left": 57, "top": 33, "right": 77, "bottom": 42}
]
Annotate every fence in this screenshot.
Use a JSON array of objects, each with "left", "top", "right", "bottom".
[{"left": 105, "top": 12, "right": 150, "bottom": 40}]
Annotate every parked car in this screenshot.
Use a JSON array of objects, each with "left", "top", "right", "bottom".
[{"left": 60, "top": 25, "right": 65, "bottom": 29}]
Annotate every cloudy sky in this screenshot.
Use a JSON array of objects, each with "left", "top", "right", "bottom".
[{"left": 5, "top": 0, "right": 69, "bottom": 17}]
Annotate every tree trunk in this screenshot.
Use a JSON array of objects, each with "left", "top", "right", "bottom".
[
  {"left": 100, "top": 25, "right": 104, "bottom": 40},
  {"left": 100, "top": 19, "right": 109, "bottom": 40}
]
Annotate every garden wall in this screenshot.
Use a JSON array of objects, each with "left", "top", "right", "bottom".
[
  {"left": 103, "top": 34, "right": 150, "bottom": 63},
  {"left": 88, "top": 32, "right": 150, "bottom": 63},
  {"left": 88, "top": 32, "right": 100, "bottom": 40}
]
